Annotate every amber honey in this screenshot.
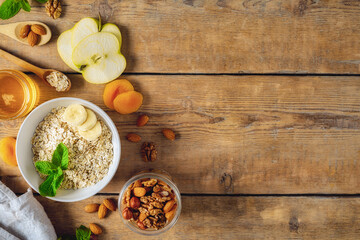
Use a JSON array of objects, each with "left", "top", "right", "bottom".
[{"left": 0, "top": 70, "right": 38, "bottom": 119}]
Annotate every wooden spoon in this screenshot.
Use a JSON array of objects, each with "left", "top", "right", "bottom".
[
  {"left": 0, "top": 21, "right": 51, "bottom": 46},
  {"left": 0, "top": 48, "right": 71, "bottom": 92}
]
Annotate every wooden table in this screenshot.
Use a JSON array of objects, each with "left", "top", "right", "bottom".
[{"left": 1, "top": 0, "right": 360, "bottom": 239}]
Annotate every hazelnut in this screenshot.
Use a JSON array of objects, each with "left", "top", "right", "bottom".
[
  {"left": 130, "top": 197, "right": 141, "bottom": 209},
  {"left": 137, "top": 221, "right": 146, "bottom": 230},
  {"left": 122, "top": 207, "right": 133, "bottom": 220}
]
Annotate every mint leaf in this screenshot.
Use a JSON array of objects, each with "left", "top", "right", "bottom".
[
  {"left": 52, "top": 143, "right": 69, "bottom": 170},
  {"left": 35, "top": 0, "right": 49, "bottom": 3},
  {"left": 39, "top": 173, "right": 56, "bottom": 197},
  {"left": 35, "top": 161, "right": 57, "bottom": 175},
  {"left": 53, "top": 168, "right": 64, "bottom": 189},
  {"left": 39, "top": 167, "right": 63, "bottom": 197},
  {"left": 76, "top": 225, "right": 91, "bottom": 240},
  {"left": 0, "top": 0, "right": 22, "bottom": 20},
  {"left": 20, "top": 0, "right": 30, "bottom": 12},
  {"left": 38, "top": 144, "right": 68, "bottom": 197}
]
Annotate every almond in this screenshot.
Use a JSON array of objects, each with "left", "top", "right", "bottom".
[
  {"left": 139, "top": 212, "right": 147, "bottom": 222},
  {"left": 84, "top": 203, "right": 100, "bottom": 213},
  {"left": 137, "top": 114, "right": 149, "bottom": 127},
  {"left": 27, "top": 31, "right": 39, "bottom": 47},
  {"left": 162, "top": 128, "right": 175, "bottom": 141},
  {"left": 19, "top": 25, "right": 30, "bottom": 39},
  {"left": 165, "top": 204, "right": 177, "bottom": 220},
  {"left": 89, "top": 223, "right": 102, "bottom": 235},
  {"left": 98, "top": 203, "right": 108, "bottom": 219},
  {"left": 163, "top": 200, "right": 175, "bottom": 213},
  {"left": 126, "top": 133, "right": 141, "bottom": 143},
  {"left": 103, "top": 198, "right": 116, "bottom": 211},
  {"left": 31, "top": 24, "right": 46, "bottom": 35},
  {"left": 133, "top": 187, "right": 146, "bottom": 197}
]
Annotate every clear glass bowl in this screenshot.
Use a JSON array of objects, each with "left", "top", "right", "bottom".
[{"left": 118, "top": 169, "right": 181, "bottom": 236}]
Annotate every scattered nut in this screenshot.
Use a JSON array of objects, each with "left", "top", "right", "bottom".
[
  {"left": 98, "top": 203, "right": 108, "bottom": 219},
  {"left": 126, "top": 133, "right": 141, "bottom": 143},
  {"left": 27, "top": 31, "right": 39, "bottom": 47},
  {"left": 162, "top": 128, "right": 175, "bottom": 141},
  {"left": 163, "top": 200, "right": 175, "bottom": 213},
  {"left": 31, "top": 24, "right": 46, "bottom": 35},
  {"left": 137, "top": 221, "right": 147, "bottom": 230},
  {"left": 165, "top": 204, "right": 177, "bottom": 220},
  {"left": 142, "top": 178, "right": 158, "bottom": 187},
  {"left": 85, "top": 203, "right": 100, "bottom": 213},
  {"left": 133, "top": 187, "right": 147, "bottom": 197},
  {"left": 133, "top": 180, "right": 143, "bottom": 188},
  {"left": 45, "top": 0, "right": 62, "bottom": 19},
  {"left": 160, "top": 190, "right": 170, "bottom": 197},
  {"left": 139, "top": 212, "right": 147, "bottom": 222},
  {"left": 19, "top": 25, "right": 30, "bottom": 39},
  {"left": 89, "top": 223, "right": 102, "bottom": 235},
  {"left": 130, "top": 197, "right": 141, "bottom": 209},
  {"left": 141, "top": 142, "right": 157, "bottom": 162},
  {"left": 153, "top": 185, "right": 161, "bottom": 193},
  {"left": 122, "top": 207, "right": 133, "bottom": 220},
  {"left": 137, "top": 114, "right": 149, "bottom": 127},
  {"left": 103, "top": 198, "right": 116, "bottom": 211}
]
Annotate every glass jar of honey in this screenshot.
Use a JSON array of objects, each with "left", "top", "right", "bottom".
[{"left": 0, "top": 70, "right": 38, "bottom": 120}]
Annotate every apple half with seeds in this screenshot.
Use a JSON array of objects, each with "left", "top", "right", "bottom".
[
  {"left": 57, "top": 17, "right": 126, "bottom": 84},
  {"left": 72, "top": 32, "right": 126, "bottom": 84}
]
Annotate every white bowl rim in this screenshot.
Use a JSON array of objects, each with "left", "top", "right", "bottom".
[{"left": 16, "top": 97, "right": 121, "bottom": 202}]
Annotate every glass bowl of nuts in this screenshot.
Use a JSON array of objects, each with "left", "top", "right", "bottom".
[{"left": 118, "top": 170, "right": 181, "bottom": 235}]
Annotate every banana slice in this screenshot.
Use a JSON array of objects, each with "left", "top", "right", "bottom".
[
  {"left": 63, "top": 104, "right": 88, "bottom": 126},
  {"left": 79, "top": 121, "right": 102, "bottom": 141},
  {"left": 78, "top": 109, "right": 97, "bottom": 131}
]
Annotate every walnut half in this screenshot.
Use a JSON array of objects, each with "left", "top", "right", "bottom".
[
  {"left": 141, "top": 142, "right": 157, "bottom": 162},
  {"left": 45, "top": 0, "right": 62, "bottom": 19}
]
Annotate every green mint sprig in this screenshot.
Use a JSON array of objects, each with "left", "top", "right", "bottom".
[
  {"left": 0, "top": 0, "right": 48, "bottom": 20},
  {"left": 35, "top": 142, "right": 68, "bottom": 197},
  {"left": 57, "top": 225, "right": 92, "bottom": 240},
  {"left": 75, "top": 225, "right": 91, "bottom": 240}
]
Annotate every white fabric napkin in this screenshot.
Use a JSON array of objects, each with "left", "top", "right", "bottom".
[{"left": 0, "top": 181, "right": 57, "bottom": 240}]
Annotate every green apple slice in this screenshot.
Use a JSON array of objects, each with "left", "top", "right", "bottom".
[
  {"left": 57, "top": 30, "right": 81, "bottom": 72},
  {"left": 72, "top": 32, "right": 126, "bottom": 84},
  {"left": 71, "top": 17, "right": 99, "bottom": 49},
  {"left": 101, "top": 23, "right": 122, "bottom": 46}
]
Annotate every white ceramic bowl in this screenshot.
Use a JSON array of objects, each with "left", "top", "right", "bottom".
[{"left": 16, "top": 97, "right": 121, "bottom": 202}]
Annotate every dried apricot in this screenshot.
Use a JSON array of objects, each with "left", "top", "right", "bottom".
[
  {"left": 113, "top": 91, "right": 143, "bottom": 114},
  {"left": 103, "top": 79, "right": 134, "bottom": 109},
  {"left": 0, "top": 137, "right": 17, "bottom": 166}
]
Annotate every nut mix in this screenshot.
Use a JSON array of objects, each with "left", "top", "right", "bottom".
[{"left": 122, "top": 178, "right": 177, "bottom": 230}]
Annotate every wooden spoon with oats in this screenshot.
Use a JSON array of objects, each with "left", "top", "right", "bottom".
[{"left": 0, "top": 48, "right": 71, "bottom": 92}]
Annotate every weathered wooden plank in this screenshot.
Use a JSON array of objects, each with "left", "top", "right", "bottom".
[
  {"left": 35, "top": 195, "right": 360, "bottom": 239},
  {"left": 1, "top": 74, "right": 360, "bottom": 194},
  {"left": 1, "top": 0, "right": 360, "bottom": 73}
]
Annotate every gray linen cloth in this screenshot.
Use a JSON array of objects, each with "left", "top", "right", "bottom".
[{"left": 0, "top": 181, "right": 57, "bottom": 240}]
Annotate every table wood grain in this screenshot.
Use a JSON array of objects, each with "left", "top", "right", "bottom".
[
  {"left": 1, "top": 0, "right": 360, "bottom": 74},
  {"left": 1, "top": 0, "right": 360, "bottom": 239}
]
